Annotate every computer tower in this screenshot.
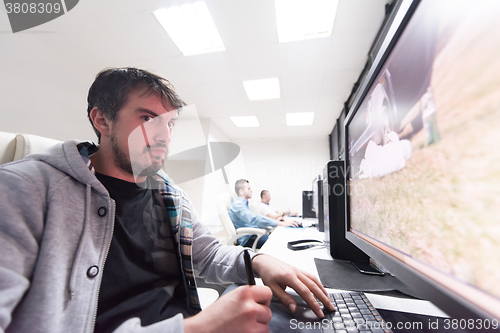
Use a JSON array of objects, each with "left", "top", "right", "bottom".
[
  {"left": 302, "top": 191, "right": 315, "bottom": 218},
  {"left": 323, "top": 160, "right": 369, "bottom": 261}
]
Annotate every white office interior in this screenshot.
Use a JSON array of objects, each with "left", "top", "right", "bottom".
[
  {"left": 5, "top": 0, "right": 500, "bottom": 328},
  {"left": 0, "top": 0, "right": 388, "bottom": 239}
]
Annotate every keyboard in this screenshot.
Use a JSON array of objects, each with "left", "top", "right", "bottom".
[
  {"left": 270, "top": 290, "right": 392, "bottom": 332},
  {"left": 316, "top": 292, "right": 393, "bottom": 333}
]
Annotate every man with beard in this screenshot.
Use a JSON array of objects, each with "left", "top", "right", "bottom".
[{"left": 0, "top": 68, "right": 334, "bottom": 333}]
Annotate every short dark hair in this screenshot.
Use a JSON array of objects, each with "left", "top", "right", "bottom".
[
  {"left": 87, "top": 67, "right": 185, "bottom": 142},
  {"left": 235, "top": 179, "right": 249, "bottom": 196},
  {"left": 260, "top": 190, "right": 269, "bottom": 199}
]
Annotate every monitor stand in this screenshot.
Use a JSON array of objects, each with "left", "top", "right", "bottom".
[{"left": 351, "top": 260, "right": 385, "bottom": 276}]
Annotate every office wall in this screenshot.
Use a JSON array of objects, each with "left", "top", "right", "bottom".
[
  {"left": 164, "top": 106, "right": 208, "bottom": 223},
  {"left": 172, "top": 133, "right": 330, "bottom": 241},
  {"left": 231, "top": 136, "right": 330, "bottom": 216},
  {"left": 0, "top": 35, "right": 99, "bottom": 141},
  {"left": 168, "top": 117, "right": 237, "bottom": 239}
]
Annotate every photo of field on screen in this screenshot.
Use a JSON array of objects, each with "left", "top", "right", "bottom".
[{"left": 347, "top": 0, "right": 500, "bottom": 301}]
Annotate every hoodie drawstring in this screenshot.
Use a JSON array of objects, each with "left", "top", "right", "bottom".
[{"left": 67, "top": 184, "right": 92, "bottom": 301}]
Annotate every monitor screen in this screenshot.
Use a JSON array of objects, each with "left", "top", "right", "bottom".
[
  {"left": 312, "top": 176, "right": 320, "bottom": 213},
  {"left": 346, "top": 0, "right": 500, "bottom": 323},
  {"left": 330, "top": 124, "right": 339, "bottom": 160},
  {"left": 338, "top": 109, "right": 346, "bottom": 157}
]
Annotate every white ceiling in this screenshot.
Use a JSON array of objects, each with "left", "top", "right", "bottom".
[{"left": 0, "top": 0, "right": 390, "bottom": 141}]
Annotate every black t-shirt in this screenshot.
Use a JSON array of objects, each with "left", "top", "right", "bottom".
[{"left": 94, "top": 173, "right": 191, "bottom": 333}]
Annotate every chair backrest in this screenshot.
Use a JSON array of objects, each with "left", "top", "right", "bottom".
[
  {"left": 0, "top": 132, "right": 17, "bottom": 165},
  {"left": 249, "top": 200, "right": 261, "bottom": 215},
  {"left": 13, "top": 134, "right": 62, "bottom": 161},
  {"left": 0, "top": 132, "right": 63, "bottom": 165},
  {"left": 216, "top": 192, "right": 237, "bottom": 243}
]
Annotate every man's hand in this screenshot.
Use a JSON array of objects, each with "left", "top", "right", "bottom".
[
  {"left": 277, "top": 220, "right": 301, "bottom": 227},
  {"left": 251, "top": 254, "right": 335, "bottom": 318},
  {"left": 184, "top": 285, "right": 273, "bottom": 333}
]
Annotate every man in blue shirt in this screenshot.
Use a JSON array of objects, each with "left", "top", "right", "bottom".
[{"left": 228, "top": 179, "right": 299, "bottom": 248}]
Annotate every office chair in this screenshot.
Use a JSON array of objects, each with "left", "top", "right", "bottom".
[
  {"left": 0, "top": 132, "right": 63, "bottom": 165},
  {"left": 249, "top": 200, "right": 261, "bottom": 214},
  {"left": 0, "top": 132, "right": 17, "bottom": 165},
  {"left": 216, "top": 192, "right": 266, "bottom": 252}
]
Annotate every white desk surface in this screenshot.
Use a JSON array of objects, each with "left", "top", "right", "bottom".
[{"left": 258, "top": 226, "right": 448, "bottom": 318}]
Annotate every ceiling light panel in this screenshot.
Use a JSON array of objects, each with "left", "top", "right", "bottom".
[
  {"left": 243, "top": 77, "right": 281, "bottom": 101},
  {"left": 153, "top": 2, "right": 225, "bottom": 56},
  {"left": 286, "top": 112, "right": 314, "bottom": 126},
  {"left": 274, "top": 0, "right": 338, "bottom": 43},
  {"left": 230, "top": 116, "right": 260, "bottom": 128}
]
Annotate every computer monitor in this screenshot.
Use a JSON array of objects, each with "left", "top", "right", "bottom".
[
  {"left": 312, "top": 176, "right": 323, "bottom": 213},
  {"left": 312, "top": 175, "right": 324, "bottom": 231},
  {"left": 311, "top": 177, "right": 318, "bottom": 214},
  {"left": 345, "top": 0, "right": 500, "bottom": 327},
  {"left": 302, "top": 190, "right": 315, "bottom": 218},
  {"left": 337, "top": 109, "right": 346, "bottom": 157},
  {"left": 330, "top": 124, "right": 339, "bottom": 161},
  {"left": 323, "top": 160, "right": 370, "bottom": 262}
]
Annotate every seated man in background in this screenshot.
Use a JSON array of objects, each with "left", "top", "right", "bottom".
[
  {"left": 259, "top": 189, "right": 298, "bottom": 220},
  {"left": 229, "top": 180, "right": 300, "bottom": 249},
  {"left": 0, "top": 68, "right": 333, "bottom": 333}
]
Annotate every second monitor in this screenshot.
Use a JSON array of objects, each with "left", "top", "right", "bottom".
[{"left": 323, "top": 160, "right": 369, "bottom": 262}]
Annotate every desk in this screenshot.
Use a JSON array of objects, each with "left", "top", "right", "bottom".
[
  {"left": 260, "top": 225, "right": 329, "bottom": 279},
  {"left": 259, "top": 226, "right": 448, "bottom": 318}
]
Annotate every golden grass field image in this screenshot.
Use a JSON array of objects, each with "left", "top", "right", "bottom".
[{"left": 350, "top": 5, "right": 500, "bottom": 298}]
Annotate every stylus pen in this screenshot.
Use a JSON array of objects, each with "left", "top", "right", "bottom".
[{"left": 243, "top": 249, "right": 256, "bottom": 285}]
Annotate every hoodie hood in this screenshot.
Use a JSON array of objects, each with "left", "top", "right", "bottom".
[{"left": 27, "top": 139, "right": 109, "bottom": 196}]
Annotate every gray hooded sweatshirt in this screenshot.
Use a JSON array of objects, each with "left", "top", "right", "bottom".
[{"left": 0, "top": 140, "right": 251, "bottom": 333}]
